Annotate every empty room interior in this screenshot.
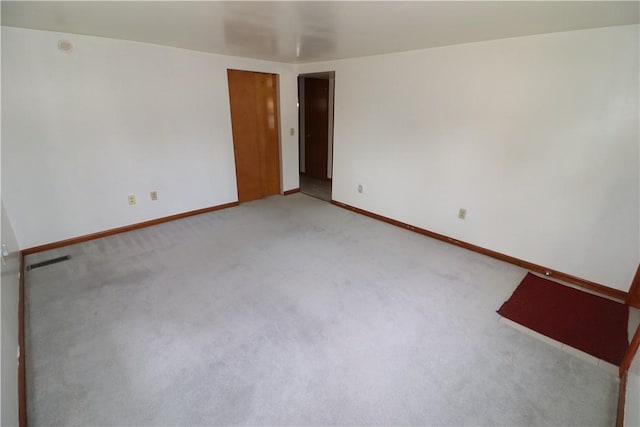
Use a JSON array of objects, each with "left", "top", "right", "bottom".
[{"left": 2, "top": 1, "right": 640, "bottom": 426}]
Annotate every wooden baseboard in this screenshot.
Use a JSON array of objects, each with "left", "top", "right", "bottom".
[
  {"left": 618, "top": 323, "right": 640, "bottom": 426},
  {"left": 22, "top": 202, "right": 239, "bottom": 255},
  {"left": 330, "top": 200, "right": 628, "bottom": 301},
  {"left": 617, "top": 370, "right": 627, "bottom": 427},
  {"left": 18, "top": 252, "right": 26, "bottom": 427},
  {"left": 620, "top": 323, "right": 640, "bottom": 377},
  {"left": 283, "top": 188, "right": 301, "bottom": 195}
]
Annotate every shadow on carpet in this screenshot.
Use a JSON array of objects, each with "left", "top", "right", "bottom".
[{"left": 498, "top": 273, "right": 628, "bottom": 366}]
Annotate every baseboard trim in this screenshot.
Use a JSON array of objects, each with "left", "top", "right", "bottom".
[
  {"left": 18, "top": 252, "right": 26, "bottom": 427},
  {"left": 618, "top": 323, "right": 640, "bottom": 425},
  {"left": 620, "top": 323, "right": 640, "bottom": 377},
  {"left": 616, "top": 370, "right": 627, "bottom": 427},
  {"left": 330, "top": 200, "right": 628, "bottom": 301},
  {"left": 22, "top": 201, "right": 239, "bottom": 255},
  {"left": 283, "top": 188, "right": 301, "bottom": 195}
]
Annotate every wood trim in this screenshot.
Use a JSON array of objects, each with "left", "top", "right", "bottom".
[
  {"left": 22, "top": 202, "right": 239, "bottom": 255},
  {"left": 330, "top": 200, "right": 628, "bottom": 301},
  {"left": 617, "top": 370, "right": 627, "bottom": 427},
  {"left": 620, "top": 322, "right": 640, "bottom": 377},
  {"left": 283, "top": 188, "right": 301, "bottom": 195},
  {"left": 18, "top": 251, "right": 26, "bottom": 427},
  {"left": 626, "top": 263, "right": 640, "bottom": 308}
]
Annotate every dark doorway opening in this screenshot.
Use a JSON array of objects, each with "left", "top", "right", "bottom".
[{"left": 298, "top": 71, "right": 334, "bottom": 202}]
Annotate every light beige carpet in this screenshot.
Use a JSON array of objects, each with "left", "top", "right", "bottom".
[{"left": 25, "top": 194, "right": 618, "bottom": 426}]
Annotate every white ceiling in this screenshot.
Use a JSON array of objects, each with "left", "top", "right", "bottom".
[{"left": 2, "top": 1, "right": 638, "bottom": 63}]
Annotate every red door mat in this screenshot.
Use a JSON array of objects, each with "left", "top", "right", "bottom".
[{"left": 497, "top": 273, "right": 629, "bottom": 366}]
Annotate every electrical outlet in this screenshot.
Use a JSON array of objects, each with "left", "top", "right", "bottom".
[
  {"left": 150, "top": 191, "right": 158, "bottom": 201},
  {"left": 458, "top": 208, "right": 466, "bottom": 220},
  {"left": 358, "top": 184, "right": 363, "bottom": 194},
  {"left": 128, "top": 195, "right": 136, "bottom": 205}
]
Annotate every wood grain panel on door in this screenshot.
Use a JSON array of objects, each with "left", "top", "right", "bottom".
[
  {"left": 228, "top": 69, "right": 262, "bottom": 202},
  {"left": 304, "top": 78, "right": 329, "bottom": 180},
  {"left": 254, "top": 72, "right": 281, "bottom": 197},
  {"left": 227, "top": 69, "right": 281, "bottom": 202}
]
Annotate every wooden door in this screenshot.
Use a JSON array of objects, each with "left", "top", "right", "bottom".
[
  {"left": 304, "top": 78, "right": 329, "bottom": 179},
  {"left": 227, "top": 69, "right": 281, "bottom": 202},
  {"left": 254, "top": 73, "right": 281, "bottom": 196}
]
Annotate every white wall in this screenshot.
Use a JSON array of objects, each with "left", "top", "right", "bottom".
[
  {"left": 1, "top": 201, "right": 20, "bottom": 426},
  {"left": 1, "top": 27, "right": 299, "bottom": 249},
  {"left": 297, "top": 25, "right": 639, "bottom": 291}
]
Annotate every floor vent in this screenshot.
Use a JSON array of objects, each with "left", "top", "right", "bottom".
[{"left": 27, "top": 255, "right": 71, "bottom": 271}]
